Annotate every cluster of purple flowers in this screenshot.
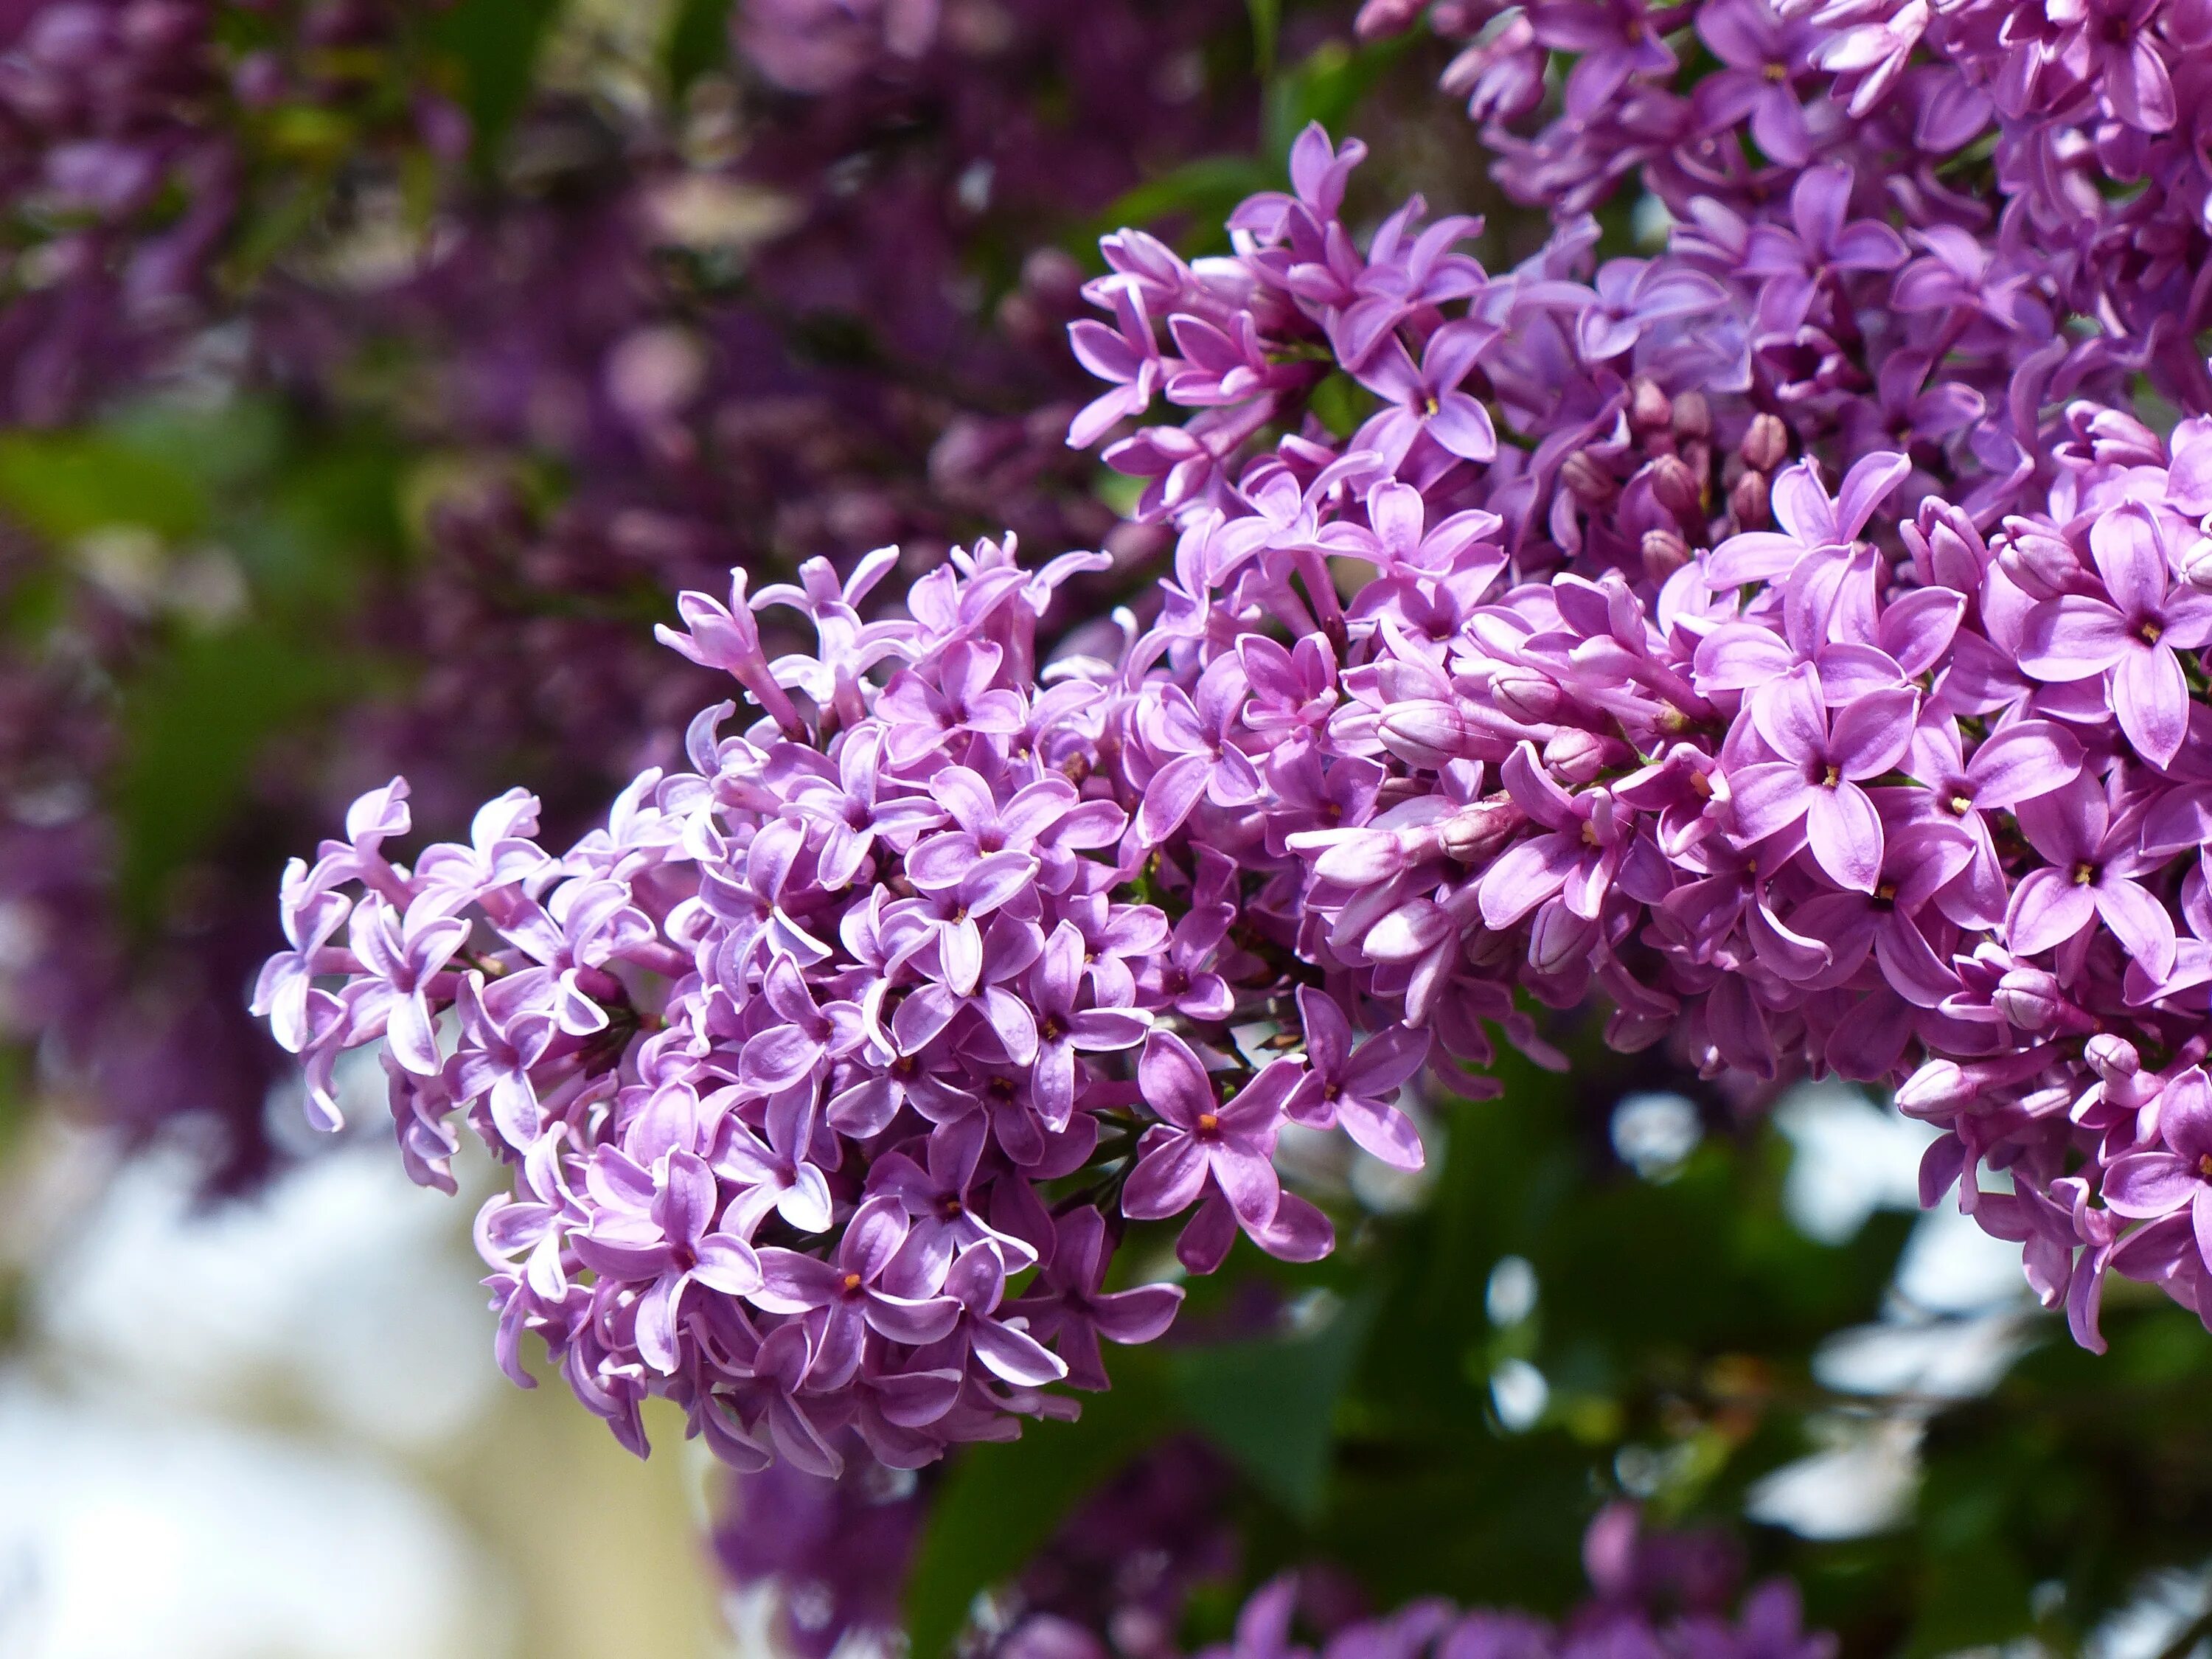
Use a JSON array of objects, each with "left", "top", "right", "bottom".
[
  {"left": 988, "top": 1503, "right": 1833, "bottom": 1659},
  {"left": 1049, "top": 47, "right": 2212, "bottom": 1343},
  {"left": 260, "top": 533, "right": 1442, "bottom": 1470},
  {"left": 0, "top": 0, "right": 1256, "bottom": 1186}
]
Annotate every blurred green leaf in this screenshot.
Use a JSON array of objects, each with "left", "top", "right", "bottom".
[
  {"left": 1168, "top": 1292, "right": 1377, "bottom": 1520},
  {"left": 434, "top": 0, "right": 563, "bottom": 165},
  {"left": 1265, "top": 35, "right": 1416, "bottom": 161},
  {"left": 0, "top": 430, "right": 207, "bottom": 543},
  {"left": 664, "top": 0, "right": 731, "bottom": 94},
  {"left": 1248, "top": 0, "right": 1281, "bottom": 74},
  {"left": 905, "top": 1363, "right": 1180, "bottom": 1658},
  {"left": 112, "top": 625, "right": 358, "bottom": 928}
]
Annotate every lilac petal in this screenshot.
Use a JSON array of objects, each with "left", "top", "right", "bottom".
[
  {"left": 1833, "top": 451, "right": 1910, "bottom": 540},
  {"left": 1122, "top": 1135, "right": 1211, "bottom": 1219},
  {"left": 2104, "top": 1152, "right": 2199, "bottom": 1217},
  {"left": 635, "top": 1273, "right": 686, "bottom": 1373},
  {"left": 2006, "top": 866, "right": 2098, "bottom": 956},
  {"left": 864, "top": 1290, "right": 961, "bottom": 1345},
  {"left": 1829, "top": 686, "right": 1917, "bottom": 779},
  {"left": 1770, "top": 463, "right": 1840, "bottom": 546},
  {"left": 1805, "top": 781, "right": 1884, "bottom": 892},
  {"left": 2096, "top": 877, "right": 2178, "bottom": 978},
  {"left": 1477, "top": 832, "right": 1582, "bottom": 928},
  {"left": 1750, "top": 667, "right": 1827, "bottom": 762},
  {"left": 750, "top": 1248, "right": 845, "bottom": 1312},
  {"left": 691, "top": 1235, "right": 762, "bottom": 1295},
  {"left": 971, "top": 1318, "right": 1070, "bottom": 1386},
  {"left": 1135, "top": 754, "right": 1212, "bottom": 845},
  {"left": 1966, "top": 720, "right": 2081, "bottom": 807},
  {"left": 2018, "top": 595, "right": 2129, "bottom": 679},
  {"left": 1091, "top": 1281, "right": 1184, "bottom": 1345},
  {"left": 1337, "top": 1096, "right": 1427, "bottom": 1170},
  {"left": 2091, "top": 504, "right": 2169, "bottom": 616},
  {"left": 1729, "top": 761, "right": 1813, "bottom": 842},
  {"left": 2162, "top": 1069, "right": 2212, "bottom": 1165},
  {"left": 1251, "top": 1192, "right": 1334, "bottom": 1262},
  {"left": 1208, "top": 1148, "right": 1283, "bottom": 1229},
  {"left": 1426, "top": 394, "right": 1498, "bottom": 461},
  {"left": 2113, "top": 644, "right": 2189, "bottom": 766},
  {"left": 1138, "top": 1031, "right": 1216, "bottom": 1130}
]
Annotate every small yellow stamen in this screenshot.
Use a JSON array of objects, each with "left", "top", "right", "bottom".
[{"left": 1197, "top": 1112, "right": 1220, "bottom": 1135}]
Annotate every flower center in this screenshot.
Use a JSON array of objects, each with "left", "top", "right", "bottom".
[
  {"left": 2199, "top": 1154, "right": 2212, "bottom": 1180},
  {"left": 1196, "top": 1111, "right": 1220, "bottom": 1135},
  {"left": 1821, "top": 763, "right": 1842, "bottom": 788},
  {"left": 1946, "top": 793, "right": 1973, "bottom": 815},
  {"left": 1762, "top": 60, "right": 1789, "bottom": 80},
  {"left": 1423, "top": 394, "right": 1441, "bottom": 417},
  {"left": 2138, "top": 619, "right": 2163, "bottom": 645},
  {"left": 842, "top": 1271, "right": 863, "bottom": 1293},
  {"left": 2072, "top": 860, "right": 2097, "bottom": 886},
  {"left": 1581, "top": 820, "right": 1602, "bottom": 846}
]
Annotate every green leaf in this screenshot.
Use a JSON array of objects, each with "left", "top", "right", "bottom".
[
  {"left": 664, "top": 0, "right": 731, "bottom": 94},
  {"left": 904, "top": 1363, "right": 1179, "bottom": 1658},
  {"left": 1265, "top": 35, "right": 1416, "bottom": 161},
  {"left": 1168, "top": 1290, "right": 1379, "bottom": 1521},
  {"left": 112, "top": 625, "right": 358, "bottom": 928},
  {"left": 0, "top": 430, "right": 208, "bottom": 543},
  {"left": 433, "top": 0, "right": 563, "bottom": 166},
  {"left": 1248, "top": 0, "right": 1281, "bottom": 74}
]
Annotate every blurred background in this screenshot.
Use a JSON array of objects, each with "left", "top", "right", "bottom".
[{"left": 4, "top": 1, "right": 2212, "bottom": 1655}]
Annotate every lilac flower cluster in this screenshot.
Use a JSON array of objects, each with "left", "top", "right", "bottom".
[
  {"left": 990, "top": 1504, "right": 1833, "bottom": 1659},
  {"left": 259, "top": 537, "right": 1439, "bottom": 1470},
  {"left": 1057, "top": 110, "right": 2212, "bottom": 1347},
  {"left": 1363, "top": 0, "right": 2211, "bottom": 416},
  {"left": 0, "top": 0, "right": 1258, "bottom": 1186},
  {"left": 0, "top": 0, "right": 460, "bottom": 423}
]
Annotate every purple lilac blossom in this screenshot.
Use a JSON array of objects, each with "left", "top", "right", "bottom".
[
  {"left": 1047, "top": 116, "right": 2212, "bottom": 1353},
  {"left": 984, "top": 1503, "right": 1833, "bottom": 1659},
  {"left": 257, "top": 537, "right": 1440, "bottom": 1470}
]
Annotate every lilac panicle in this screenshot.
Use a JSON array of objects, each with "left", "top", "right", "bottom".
[{"left": 258, "top": 536, "right": 1441, "bottom": 1473}]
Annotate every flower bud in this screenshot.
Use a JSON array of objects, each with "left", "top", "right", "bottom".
[
  {"left": 1994, "top": 524, "right": 2077, "bottom": 599},
  {"left": 1439, "top": 796, "right": 1525, "bottom": 862},
  {"left": 1895, "top": 1059, "right": 1969, "bottom": 1117},
  {"left": 1646, "top": 454, "right": 1703, "bottom": 521},
  {"left": 2180, "top": 531, "right": 2212, "bottom": 591},
  {"left": 1641, "top": 527, "right": 1691, "bottom": 580},
  {"left": 1728, "top": 470, "right": 1770, "bottom": 528},
  {"left": 1672, "top": 389, "right": 1711, "bottom": 442},
  {"left": 1527, "top": 897, "right": 1599, "bottom": 975},
  {"left": 1544, "top": 727, "right": 1627, "bottom": 782},
  {"left": 2084, "top": 1033, "right": 2139, "bottom": 1082},
  {"left": 1628, "top": 377, "right": 1673, "bottom": 434},
  {"left": 1739, "top": 413, "right": 1790, "bottom": 473},
  {"left": 1380, "top": 698, "right": 1524, "bottom": 765},
  {"left": 1994, "top": 968, "right": 2064, "bottom": 1032},
  {"left": 1492, "top": 667, "right": 1565, "bottom": 723},
  {"left": 1561, "top": 450, "right": 1618, "bottom": 504}
]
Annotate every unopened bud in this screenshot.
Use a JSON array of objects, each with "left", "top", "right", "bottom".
[
  {"left": 1492, "top": 667, "right": 1565, "bottom": 724},
  {"left": 1672, "top": 389, "right": 1711, "bottom": 442},
  {"left": 1895, "top": 1060, "right": 1970, "bottom": 1117},
  {"left": 1561, "top": 450, "right": 1618, "bottom": 504},
  {"left": 1994, "top": 968, "right": 2065, "bottom": 1032},
  {"left": 1647, "top": 454, "right": 1703, "bottom": 521},
  {"left": 1994, "top": 526, "right": 2078, "bottom": 599},
  {"left": 1728, "top": 470, "right": 1770, "bottom": 528},
  {"left": 1739, "top": 412, "right": 1788, "bottom": 473},
  {"left": 1641, "top": 527, "right": 1691, "bottom": 580},
  {"left": 1528, "top": 897, "right": 1599, "bottom": 975},
  {"left": 2084, "top": 1033, "right": 2140, "bottom": 1081},
  {"left": 1544, "top": 727, "right": 1627, "bottom": 782},
  {"left": 2180, "top": 531, "right": 2212, "bottom": 591},
  {"left": 1628, "top": 377, "right": 1673, "bottom": 435},
  {"left": 1439, "top": 796, "right": 1525, "bottom": 863},
  {"left": 1380, "top": 698, "right": 1523, "bottom": 765}
]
